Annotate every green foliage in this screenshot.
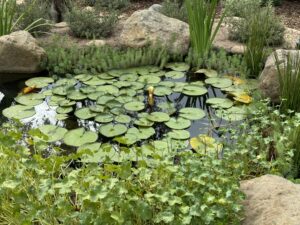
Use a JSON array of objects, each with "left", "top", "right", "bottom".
[
  {"left": 16, "top": 0, "right": 52, "bottom": 35},
  {"left": 290, "top": 125, "right": 300, "bottom": 178},
  {"left": 226, "top": 1, "right": 285, "bottom": 46},
  {"left": 67, "top": 7, "right": 118, "bottom": 39},
  {"left": 161, "top": 0, "right": 187, "bottom": 22},
  {"left": 0, "top": 0, "right": 17, "bottom": 35},
  {"left": 0, "top": 123, "right": 245, "bottom": 224},
  {"left": 95, "top": 0, "right": 130, "bottom": 11},
  {"left": 275, "top": 52, "right": 300, "bottom": 113},
  {"left": 225, "top": 100, "right": 300, "bottom": 179},
  {"left": 185, "top": 0, "right": 225, "bottom": 61},
  {"left": 44, "top": 37, "right": 183, "bottom": 76}
]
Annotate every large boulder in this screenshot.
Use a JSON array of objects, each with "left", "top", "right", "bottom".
[
  {"left": 259, "top": 49, "right": 300, "bottom": 103},
  {"left": 0, "top": 31, "right": 47, "bottom": 82},
  {"left": 120, "top": 9, "right": 190, "bottom": 54},
  {"left": 241, "top": 175, "right": 300, "bottom": 225}
]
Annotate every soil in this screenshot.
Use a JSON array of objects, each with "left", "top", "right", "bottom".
[{"left": 276, "top": 0, "right": 300, "bottom": 30}]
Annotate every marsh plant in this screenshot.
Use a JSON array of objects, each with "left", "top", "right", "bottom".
[
  {"left": 275, "top": 51, "right": 300, "bottom": 113},
  {"left": 185, "top": 0, "right": 225, "bottom": 62}
]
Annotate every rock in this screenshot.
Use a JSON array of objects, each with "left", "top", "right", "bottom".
[
  {"left": 259, "top": 49, "right": 300, "bottom": 103},
  {"left": 86, "top": 40, "right": 106, "bottom": 47},
  {"left": 16, "top": 0, "right": 24, "bottom": 5},
  {"left": 284, "top": 28, "right": 300, "bottom": 49},
  {"left": 50, "top": 22, "right": 70, "bottom": 35},
  {"left": 148, "top": 4, "right": 163, "bottom": 12},
  {"left": 0, "top": 92, "right": 3, "bottom": 104},
  {"left": 0, "top": 31, "right": 46, "bottom": 81},
  {"left": 241, "top": 175, "right": 300, "bottom": 225},
  {"left": 120, "top": 9, "right": 190, "bottom": 54}
]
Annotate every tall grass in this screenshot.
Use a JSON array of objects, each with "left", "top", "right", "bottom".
[
  {"left": 275, "top": 51, "right": 300, "bottom": 113},
  {"left": 185, "top": 0, "right": 225, "bottom": 62},
  {"left": 0, "top": 0, "right": 48, "bottom": 36},
  {"left": 290, "top": 125, "right": 300, "bottom": 178}
]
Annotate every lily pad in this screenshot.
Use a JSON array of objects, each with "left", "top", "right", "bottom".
[
  {"left": 165, "top": 62, "right": 190, "bottom": 72},
  {"left": 138, "top": 75, "right": 161, "bottom": 84},
  {"left": 2, "top": 105, "right": 35, "bottom": 120},
  {"left": 190, "top": 135, "right": 223, "bottom": 154},
  {"left": 96, "top": 85, "right": 119, "bottom": 95},
  {"left": 115, "top": 115, "right": 131, "bottom": 124},
  {"left": 182, "top": 85, "right": 208, "bottom": 96},
  {"left": 205, "top": 77, "right": 232, "bottom": 89},
  {"left": 58, "top": 99, "right": 76, "bottom": 107},
  {"left": 89, "top": 105, "right": 105, "bottom": 113},
  {"left": 147, "top": 112, "right": 170, "bottom": 122},
  {"left": 78, "top": 143, "right": 104, "bottom": 163},
  {"left": 124, "top": 101, "right": 144, "bottom": 111},
  {"left": 75, "top": 108, "right": 97, "bottom": 120},
  {"left": 97, "top": 95, "right": 115, "bottom": 105},
  {"left": 63, "top": 128, "right": 98, "bottom": 147},
  {"left": 15, "top": 93, "right": 44, "bottom": 106},
  {"left": 56, "top": 106, "right": 73, "bottom": 114},
  {"left": 74, "top": 74, "right": 92, "bottom": 82},
  {"left": 127, "top": 127, "right": 155, "bottom": 140},
  {"left": 153, "top": 86, "right": 172, "bottom": 96},
  {"left": 67, "top": 90, "right": 86, "bottom": 100},
  {"left": 165, "top": 71, "right": 185, "bottom": 79},
  {"left": 134, "top": 117, "right": 154, "bottom": 127},
  {"left": 195, "top": 69, "right": 218, "bottom": 78},
  {"left": 83, "top": 77, "right": 107, "bottom": 86},
  {"left": 99, "top": 124, "right": 128, "bottom": 138},
  {"left": 88, "top": 91, "right": 105, "bottom": 101},
  {"left": 165, "top": 117, "right": 191, "bottom": 130},
  {"left": 95, "top": 113, "right": 114, "bottom": 123},
  {"left": 168, "top": 130, "right": 190, "bottom": 140},
  {"left": 25, "top": 77, "right": 54, "bottom": 88},
  {"left": 157, "top": 102, "right": 176, "bottom": 115},
  {"left": 55, "top": 113, "right": 68, "bottom": 121},
  {"left": 179, "top": 108, "right": 206, "bottom": 120},
  {"left": 215, "top": 106, "right": 247, "bottom": 121},
  {"left": 39, "top": 125, "right": 67, "bottom": 142},
  {"left": 206, "top": 98, "right": 234, "bottom": 109}
]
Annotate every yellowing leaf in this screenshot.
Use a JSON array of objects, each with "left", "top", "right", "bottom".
[
  {"left": 225, "top": 75, "right": 245, "bottom": 85},
  {"left": 190, "top": 135, "right": 223, "bottom": 154},
  {"left": 233, "top": 94, "right": 252, "bottom": 104}
]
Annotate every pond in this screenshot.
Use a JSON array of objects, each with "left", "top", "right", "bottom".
[{"left": 0, "top": 63, "right": 256, "bottom": 162}]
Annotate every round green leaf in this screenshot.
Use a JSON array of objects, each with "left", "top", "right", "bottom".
[
  {"left": 67, "top": 90, "right": 86, "bottom": 100},
  {"left": 75, "top": 108, "right": 97, "bottom": 120},
  {"left": 182, "top": 85, "right": 208, "bottom": 96},
  {"left": 15, "top": 93, "right": 44, "bottom": 106},
  {"left": 134, "top": 117, "right": 154, "bottom": 127},
  {"left": 195, "top": 69, "right": 218, "bottom": 78},
  {"left": 25, "top": 77, "right": 54, "bottom": 88},
  {"left": 56, "top": 106, "right": 73, "bottom": 114},
  {"left": 138, "top": 75, "right": 161, "bottom": 84},
  {"left": 2, "top": 105, "right": 35, "bottom": 120},
  {"left": 179, "top": 108, "right": 206, "bottom": 120},
  {"left": 206, "top": 98, "right": 234, "bottom": 109},
  {"left": 165, "top": 117, "right": 191, "bottom": 129},
  {"left": 95, "top": 113, "right": 114, "bottom": 123},
  {"left": 165, "top": 62, "right": 190, "bottom": 71},
  {"left": 165, "top": 71, "right": 185, "bottom": 79},
  {"left": 205, "top": 77, "right": 232, "bottom": 89},
  {"left": 99, "top": 124, "right": 128, "bottom": 138},
  {"left": 63, "top": 128, "right": 98, "bottom": 147},
  {"left": 115, "top": 115, "right": 131, "bottom": 124},
  {"left": 147, "top": 112, "right": 170, "bottom": 122},
  {"left": 39, "top": 125, "right": 67, "bottom": 142},
  {"left": 124, "top": 101, "right": 145, "bottom": 111},
  {"left": 168, "top": 130, "right": 190, "bottom": 140},
  {"left": 154, "top": 86, "right": 172, "bottom": 96}
]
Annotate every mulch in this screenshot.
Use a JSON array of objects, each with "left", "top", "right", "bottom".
[{"left": 276, "top": 0, "right": 300, "bottom": 30}]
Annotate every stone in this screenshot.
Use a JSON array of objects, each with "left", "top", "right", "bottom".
[
  {"left": 259, "top": 49, "right": 300, "bottom": 103},
  {"left": 241, "top": 175, "right": 300, "bottom": 225},
  {"left": 16, "top": 0, "right": 24, "bottom": 5},
  {"left": 148, "top": 4, "right": 163, "bottom": 12},
  {"left": 120, "top": 9, "right": 190, "bottom": 54},
  {"left": 86, "top": 40, "right": 106, "bottom": 47},
  {"left": 0, "top": 31, "right": 47, "bottom": 82},
  {"left": 284, "top": 28, "right": 300, "bottom": 49},
  {"left": 50, "top": 22, "right": 70, "bottom": 35},
  {"left": 0, "top": 92, "right": 3, "bottom": 104}
]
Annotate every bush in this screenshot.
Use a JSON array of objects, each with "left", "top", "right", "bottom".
[
  {"left": 95, "top": 0, "right": 130, "bottom": 11},
  {"left": 0, "top": 123, "right": 245, "bottom": 224},
  {"left": 161, "top": 0, "right": 188, "bottom": 22},
  {"left": 67, "top": 7, "right": 118, "bottom": 39},
  {"left": 226, "top": 0, "right": 285, "bottom": 46}
]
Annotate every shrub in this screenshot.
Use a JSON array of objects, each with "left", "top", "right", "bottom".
[
  {"left": 290, "top": 125, "right": 300, "bottom": 178},
  {"left": 185, "top": 0, "right": 225, "bottom": 63},
  {"left": 95, "top": 0, "right": 130, "bottom": 11},
  {"left": 161, "top": 0, "right": 188, "bottom": 22},
  {"left": 226, "top": 0, "right": 285, "bottom": 46},
  {"left": 67, "top": 7, "right": 118, "bottom": 39},
  {"left": 0, "top": 123, "right": 245, "bottom": 224}
]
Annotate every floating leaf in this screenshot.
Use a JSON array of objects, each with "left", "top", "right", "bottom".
[
  {"left": 215, "top": 106, "right": 247, "bottom": 121},
  {"left": 96, "top": 85, "right": 119, "bottom": 95},
  {"left": 205, "top": 77, "right": 232, "bottom": 89},
  {"left": 165, "top": 71, "right": 185, "bottom": 79},
  {"left": 159, "top": 81, "right": 175, "bottom": 88},
  {"left": 74, "top": 74, "right": 92, "bottom": 82},
  {"left": 99, "top": 124, "right": 128, "bottom": 138},
  {"left": 195, "top": 69, "right": 218, "bottom": 78},
  {"left": 25, "top": 77, "right": 54, "bottom": 88},
  {"left": 78, "top": 143, "right": 104, "bottom": 163},
  {"left": 165, "top": 62, "right": 190, "bottom": 71},
  {"left": 179, "top": 108, "right": 206, "bottom": 120},
  {"left": 55, "top": 113, "right": 68, "bottom": 121},
  {"left": 165, "top": 118, "right": 191, "bottom": 130},
  {"left": 157, "top": 102, "right": 176, "bottom": 115},
  {"left": 52, "top": 86, "right": 69, "bottom": 96},
  {"left": 119, "top": 74, "right": 138, "bottom": 82},
  {"left": 138, "top": 75, "right": 161, "bottom": 84},
  {"left": 63, "top": 128, "right": 98, "bottom": 147},
  {"left": 134, "top": 117, "right": 154, "bottom": 127},
  {"left": 154, "top": 86, "right": 172, "bottom": 96},
  {"left": 87, "top": 91, "right": 105, "bottom": 101},
  {"left": 124, "top": 101, "right": 144, "bottom": 111},
  {"left": 233, "top": 94, "right": 252, "bottom": 104},
  {"left": 75, "top": 108, "right": 97, "bottom": 120},
  {"left": 127, "top": 127, "right": 155, "bottom": 140},
  {"left": 83, "top": 77, "right": 106, "bottom": 86},
  {"left": 115, "top": 115, "right": 131, "bottom": 124},
  {"left": 67, "top": 90, "right": 86, "bottom": 100},
  {"left": 95, "top": 113, "right": 114, "bottom": 123},
  {"left": 168, "top": 130, "right": 190, "bottom": 140},
  {"left": 56, "top": 106, "right": 73, "bottom": 114},
  {"left": 182, "top": 85, "right": 208, "bottom": 96},
  {"left": 206, "top": 98, "right": 234, "bottom": 109},
  {"left": 89, "top": 105, "right": 105, "bottom": 113},
  {"left": 2, "top": 105, "right": 35, "bottom": 119},
  {"left": 190, "top": 135, "right": 223, "bottom": 154},
  {"left": 147, "top": 112, "right": 170, "bottom": 122},
  {"left": 39, "top": 125, "right": 67, "bottom": 142},
  {"left": 97, "top": 95, "right": 115, "bottom": 105},
  {"left": 173, "top": 82, "right": 186, "bottom": 92},
  {"left": 15, "top": 93, "right": 44, "bottom": 106},
  {"left": 58, "top": 99, "right": 76, "bottom": 107}
]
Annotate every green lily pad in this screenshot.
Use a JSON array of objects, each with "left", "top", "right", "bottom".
[
  {"left": 99, "top": 124, "right": 128, "bottom": 138},
  {"left": 78, "top": 143, "right": 104, "bottom": 163},
  {"left": 110, "top": 107, "right": 126, "bottom": 115},
  {"left": 115, "top": 115, "right": 131, "bottom": 124},
  {"left": 87, "top": 91, "right": 105, "bottom": 101},
  {"left": 67, "top": 90, "right": 86, "bottom": 100},
  {"left": 2, "top": 105, "right": 35, "bottom": 120},
  {"left": 147, "top": 112, "right": 170, "bottom": 122},
  {"left": 157, "top": 102, "right": 176, "bottom": 115},
  {"left": 75, "top": 108, "right": 97, "bottom": 120},
  {"left": 39, "top": 125, "right": 67, "bottom": 142},
  {"left": 168, "top": 130, "right": 190, "bottom": 140},
  {"left": 182, "top": 85, "right": 208, "bottom": 96},
  {"left": 52, "top": 86, "right": 69, "bottom": 96},
  {"left": 205, "top": 77, "right": 232, "bottom": 89},
  {"left": 119, "top": 89, "right": 136, "bottom": 97},
  {"left": 115, "top": 95, "right": 133, "bottom": 104},
  {"left": 83, "top": 77, "right": 107, "bottom": 86},
  {"left": 119, "top": 74, "right": 138, "bottom": 82},
  {"left": 173, "top": 82, "right": 187, "bottom": 92},
  {"left": 74, "top": 74, "right": 92, "bottom": 82},
  {"left": 58, "top": 99, "right": 76, "bottom": 107},
  {"left": 165, "top": 62, "right": 190, "bottom": 72},
  {"left": 55, "top": 113, "right": 68, "bottom": 121},
  {"left": 130, "top": 81, "right": 145, "bottom": 90},
  {"left": 165, "top": 71, "right": 185, "bottom": 79},
  {"left": 49, "top": 95, "right": 66, "bottom": 106},
  {"left": 63, "top": 128, "right": 98, "bottom": 147},
  {"left": 190, "top": 135, "right": 223, "bottom": 154},
  {"left": 56, "top": 106, "right": 73, "bottom": 114},
  {"left": 95, "top": 113, "right": 114, "bottom": 123},
  {"left": 159, "top": 81, "right": 175, "bottom": 88},
  {"left": 124, "top": 101, "right": 145, "bottom": 111},
  {"left": 114, "top": 134, "right": 140, "bottom": 146},
  {"left": 55, "top": 78, "right": 77, "bottom": 86},
  {"left": 179, "top": 108, "right": 206, "bottom": 120},
  {"left": 15, "top": 93, "right": 44, "bottom": 106},
  {"left": 134, "top": 117, "right": 154, "bottom": 127},
  {"left": 195, "top": 69, "right": 218, "bottom": 78},
  {"left": 96, "top": 85, "right": 119, "bottom": 95},
  {"left": 80, "top": 86, "right": 96, "bottom": 94},
  {"left": 165, "top": 117, "right": 191, "bottom": 129},
  {"left": 97, "top": 95, "right": 115, "bottom": 105},
  {"left": 97, "top": 73, "right": 114, "bottom": 80},
  {"left": 154, "top": 86, "right": 172, "bottom": 96},
  {"left": 127, "top": 127, "right": 155, "bottom": 140},
  {"left": 25, "top": 77, "right": 54, "bottom": 88},
  {"left": 89, "top": 105, "right": 105, "bottom": 113},
  {"left": 206, "top": 98, "right": 234, "bottom": 109},
  {"left": 113, "top": 81, "right": 132, "bottom": 88},
  {"left": 215, "top": 106, "right": 247, "bottom": 121},
  {"left": 138, "top": 75, "right": 161, "bottom": 84}
]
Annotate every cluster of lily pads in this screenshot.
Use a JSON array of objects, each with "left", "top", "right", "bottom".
[{"left": 2, "top": 63, "right": 256, "bottom": 162}]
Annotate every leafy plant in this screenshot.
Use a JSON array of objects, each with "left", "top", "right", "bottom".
[
  {"left": 161, "top": 0, "right": 187, "bottom": 22},
  {"left": 290, "top": 125, "right": 300, "bottom": 178},
  {"left": 67, "top": 7, "right": 118, "bottom": 39},
  {"left": 95, "top": 0, "right": 130, "bottom": 11},
  {"left": 275, "top": 51, "right": 300, "bottom": 113},
  {"left": 185, "top": 0, "right": 225, "bottom": 62}
]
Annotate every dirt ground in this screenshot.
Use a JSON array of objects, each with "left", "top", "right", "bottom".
[{"left": 276, "top": 0, "right": 300, "bottom": 29}]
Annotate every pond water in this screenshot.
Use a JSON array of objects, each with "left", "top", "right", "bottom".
[{"left": 0, "top": 63, "right": 253, "bottom": 161}]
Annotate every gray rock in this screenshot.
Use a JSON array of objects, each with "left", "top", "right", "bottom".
[
  {"left": 241, "top": 175, "right": 300, "bottom": 225},
  {"left": 0, "top": 92, "right": 4, "bottom": 104},
  {"left": 148, "top": 4, "right": 163, "bottom": 12},
  {"left": 120, "top": 9, "right": 190, "bottom": 54},
  {"left": 0, "top": 31, "right": 47, "bottom": 82},
  {"left": 259, "top": 49, "right": 300, "bottom": 103}
]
